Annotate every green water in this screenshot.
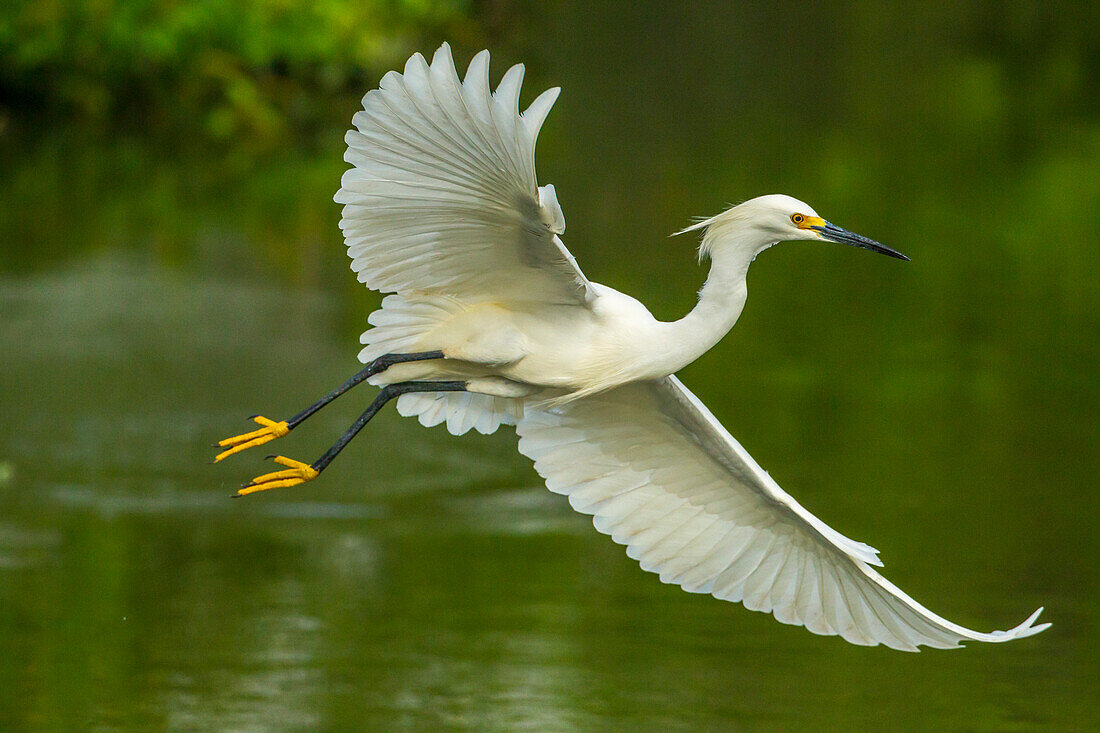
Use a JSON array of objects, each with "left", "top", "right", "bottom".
[{"left": 1, "top": 3, "right": 1097, "bottom": 730}]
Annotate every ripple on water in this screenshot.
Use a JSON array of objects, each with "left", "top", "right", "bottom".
[{"left": 42, "top": 481, "right": 386, "bottom": 521}]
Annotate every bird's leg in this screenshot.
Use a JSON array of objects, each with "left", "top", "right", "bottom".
[
  {"left": 235, "top": 380, "right": 466, "bottom": 497},
  {"left": 213, "top": 351, "right": 445, "bottom": 462}
]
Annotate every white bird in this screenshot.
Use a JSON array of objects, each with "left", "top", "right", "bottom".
[{"left": 215, "top": 44, "right": 1049, "bottom": 650}]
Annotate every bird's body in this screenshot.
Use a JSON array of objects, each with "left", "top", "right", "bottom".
[
  {"left": 361, "top": 196, "right": 805, "bottom": 412},
  {"left": 216, "top": 43, "right": 1049, "bottom": 650},
  {"left": 369, "top": 279, "right": 742, "bottom": 401}
]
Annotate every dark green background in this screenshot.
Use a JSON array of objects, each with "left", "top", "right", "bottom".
[{"left": 1, "top": 2, "right": 1096, "bottom": 729}]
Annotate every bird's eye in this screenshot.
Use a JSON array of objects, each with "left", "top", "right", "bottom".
[{"left": 791, "top": 213, "right": 805, "bottom": 226}]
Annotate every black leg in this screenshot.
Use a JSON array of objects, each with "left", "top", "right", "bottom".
[
  {"left": 236, "top": 380, "right": 466, "bottom": 495},
  {"left": 311, "top": 380, "right": 466, "bottom": 473},
  {"left": 215, "top": 351, "right": 445, "bottom": 462},
  {"left": 287, "top": 350, "right": 445, "bottom": 428}
]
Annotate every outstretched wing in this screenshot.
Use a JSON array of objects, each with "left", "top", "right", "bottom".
[
  {"left": 516, "top": 375, "right": 1049, "bottom": 650},
  {"left": 335, "top": 43, "right": 593, "bottom": 306}
]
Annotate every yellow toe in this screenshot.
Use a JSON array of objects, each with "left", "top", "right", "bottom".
[
  {"left": 214, "top": 416, "right": 290, "bottom": 461},
  {"left": 235, "top": 456, "right": 318, "bottom": 497}
]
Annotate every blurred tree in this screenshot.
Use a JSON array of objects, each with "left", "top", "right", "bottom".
[{"left": 0, "top": 0, "right": 475, "bottom": 145}]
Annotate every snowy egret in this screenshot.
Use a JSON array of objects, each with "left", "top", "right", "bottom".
[{"left": 215, "top": 44, "right": 1048, "bottom": 650}]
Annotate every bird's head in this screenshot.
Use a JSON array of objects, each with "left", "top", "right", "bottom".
[{"left": 679, "top": 194, "right": 909, "bottom": 263}]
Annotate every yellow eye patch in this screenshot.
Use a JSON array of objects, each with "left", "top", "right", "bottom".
[{"left": 791, "top": 213, "right": 826, "bottom": 229}]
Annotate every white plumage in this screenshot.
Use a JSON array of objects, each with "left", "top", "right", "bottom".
[
  {"left": 338, "top": 47, "right": 591, "bottom": 307},
  {"left": 330, "top": 43, "right": 1048, "bottom": 649},
  {"left": 517, "top": 376, "right": 1047, "bottom": 650}
]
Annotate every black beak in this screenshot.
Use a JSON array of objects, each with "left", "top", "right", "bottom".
[{"left": 811, "top": 222, "right": 910, "bottom": 261}]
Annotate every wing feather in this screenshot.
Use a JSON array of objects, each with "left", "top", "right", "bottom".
[
  {"left": 515, "top": 375, "right": 1049, "bottom": 650},
  {"left": 337, "top": 43, "right": 593, "bottom": 305}
]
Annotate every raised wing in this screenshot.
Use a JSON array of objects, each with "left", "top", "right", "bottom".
[
  {"left": 335, "top": 43, "right": 594, "bottom": 306},
  {"left": 516, "top": 376, "right": 1049, "bottom": 650}
]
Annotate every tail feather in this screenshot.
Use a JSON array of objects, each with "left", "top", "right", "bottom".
[{"left": 362, "top": 294, "right": 523, "bottom": 435}]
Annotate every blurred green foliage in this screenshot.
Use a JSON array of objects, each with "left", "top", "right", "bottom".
[{"left": 0, "top": 0, "right": 473, "bottom": 143}]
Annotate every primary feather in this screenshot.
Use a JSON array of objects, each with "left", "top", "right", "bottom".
[
  {"left": 517, "top": 377, "right": 1048, "bottom": 650},
  {"left": 336, "top": 43, "right": 592, "bottom": 306}
]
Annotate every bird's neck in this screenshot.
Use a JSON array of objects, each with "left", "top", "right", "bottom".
[{"left": 657, "top": 246, "right": 754, "bottom": 373}]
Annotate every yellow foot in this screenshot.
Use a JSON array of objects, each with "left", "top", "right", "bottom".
[
  {"left": 235, "top": 456, "right": 319, "bottom": 497},
  {"left": 214, "top": 416, "right": 289, "bottom": 462}
]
